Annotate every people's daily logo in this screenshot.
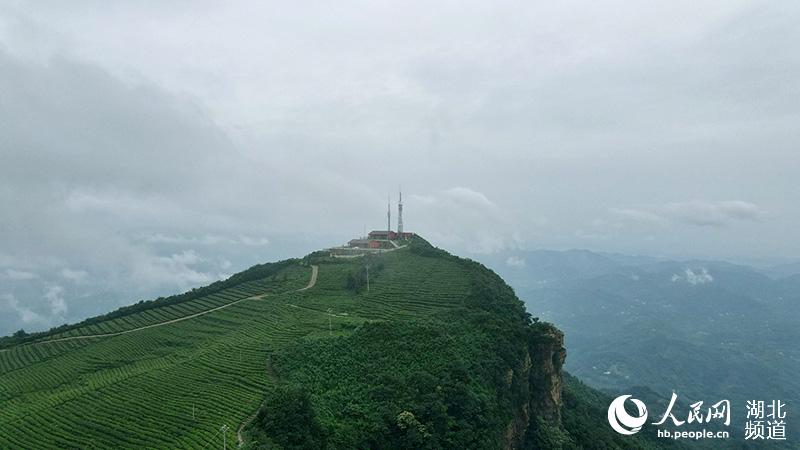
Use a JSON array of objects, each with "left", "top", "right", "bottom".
[
  {"left": 607, "top": 393, "right": 786, "bottom": 441},
  {"left": 607, "top": 395, "right": 648, "bottom": 435}
]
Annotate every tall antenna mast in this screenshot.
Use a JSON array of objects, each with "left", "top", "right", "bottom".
[
  {"left": 387, "top": 195, "right": 391, "bottom": 238},
  {"left": 397, "top": 186, "right": 404, "bottom": 236}
]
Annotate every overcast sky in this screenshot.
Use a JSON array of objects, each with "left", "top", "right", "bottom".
[{"left": 1, "top": 1, "right": 799, "bottom": 334}]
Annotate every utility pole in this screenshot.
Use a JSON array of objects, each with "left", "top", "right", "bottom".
[
  {"left": 366, "top": 265, "right": 370, "bottom": 292},
  {"left": 326, "top": 308, "right": 333, "bottom": 336},
  {"left": 221, "top": 424, "right": 229, "bottom": 450}
]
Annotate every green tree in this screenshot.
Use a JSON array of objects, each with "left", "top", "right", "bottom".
[{"left": 256, "top": 385, "right": 326, "bottom": 450}]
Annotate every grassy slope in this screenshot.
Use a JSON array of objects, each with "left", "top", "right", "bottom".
[{"left": 0, "top": 238, "right": 670, "bottom": 448}]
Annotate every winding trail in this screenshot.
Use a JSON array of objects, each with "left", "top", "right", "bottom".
[
  {"left": 236, "top": 265, "right": 320, "bottom": 446},
  {"left": 13, "top": 265, "right": 319, "bottom": 349},
  {"left": 237, "top": 398, "right": 266, "bottom": 447},
  {"left": 296, "top": 264, "right": 318, "bottom": 291}
]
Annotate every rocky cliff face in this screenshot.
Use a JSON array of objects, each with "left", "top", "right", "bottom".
[{"left": 505, "top": 324, "right": 567, "bottom": 449}]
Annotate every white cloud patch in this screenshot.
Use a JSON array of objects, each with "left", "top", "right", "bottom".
[
  {"left": 442, "top": 187, "right": 494, "bottom": 208},
  {"left": 130, "top": 250, "right": 215, "bottom": 291},
  {"left": 0, "top": 287, "right": 68, "bottom": 328},
  {"left": 64, "top": 189, "right": 173, "bottom": 217},
  {"left": 1, "top": 293, "right": 45, "bottom": 325},
  {"left": 141, "top": 233, "right": 271, "bottom": 246},
  {"left": 612, "top": 200, "right": 763, "bottom": 227},
  {"left": 505, "top": 256, "right": 526, "bottom": 267},
  {"left": 3, "top": 269, "right": 37, "bottom": 280},
  {"left": 671, "top": 268, "right": 714, "bottom": 285},
  {"left": 237, "top": 235, "right": 270, "bottom": 246},
  {"left": 44, "top": 285, "right": 67, "bottom": 315},
  {"left": 661, "top": 200, "right": 763, "bottom": 227},
  {"left": 408, "top": 187, "right": 531, "bottom": 254},
  {"left": 609, "top": 208, "right": 666, "bottom": 224},
  {"left": 168, "top": 250, "right": 202, "bottom": 266},
  {"left": 60, "top": 268, "right": 88, "bottom": 283}
]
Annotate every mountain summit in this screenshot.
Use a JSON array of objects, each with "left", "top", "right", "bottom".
[{"left": 0, "top": 237, "right": 667, "bottom": 449}]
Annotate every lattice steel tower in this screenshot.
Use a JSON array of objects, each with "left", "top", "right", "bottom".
[
  {"left": 387, "top": 196, "right": 391, "bottom": 237},
  {"left": 397, "top": 188, "right": 404, "bottom": 235}
]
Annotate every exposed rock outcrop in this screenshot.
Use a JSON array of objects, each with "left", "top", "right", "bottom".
[{"left": 505, "top": 323, "right": 567, "bottom": 449}]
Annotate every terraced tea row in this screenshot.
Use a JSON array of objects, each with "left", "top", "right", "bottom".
[
  {"left": 0, "top": 281, "right": 332, "bottom": 447},
  {"left": 0, "top": 268, "right": 311, "bottom": 375},
  {"left": 0, "top": 244, "right": 482, "bottom": 448},
  {"left": 41, "top": 266, "right": 310, "bottom": 341}
]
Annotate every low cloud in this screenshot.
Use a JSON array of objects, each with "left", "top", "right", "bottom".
[
  {"left": 1, "top": 293, "right": 45, "bottom": 325},
  {"left": 44, "top": 285, "right": 67, "bottom": 316},
  {"left": 661, "top": 200, "right": 763, "bottom": 226},
  {"left": 609, "top": 208, "right": 665, "bottom": 224},
  {"left": 140, "top": 233, "right": 270, "bottom": 246},
  {"left": 442, "top": 187, "right": 495, "bottom": 208},
  {"left": 506, "top": 256, "right": 526, "bottom": 267},
  {"left": 130, "top": 250, "right": 215, "bottom": 291},
  {"left": 612, "top": 200, "right": 763, "bottom": 227},
  {"left": 61, "top": 268, "right": 88, "bottom": 283},
  {"left": 3, "top": 269, "right": 37, "bottom": 280},
  {"left": 409, "top": 187, "right": 529, "bottom": 254},
  {"left": 671, "top": 268, "right": 714, "bottom": 285},
  {"left": 0, "top": 287, "right": 68, "bottom": 328},
  {"left": 237, "top": 236, "right": 271, "bottom": 246}
]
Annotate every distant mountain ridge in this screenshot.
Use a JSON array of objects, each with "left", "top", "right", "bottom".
[{"left": 482, "top": 248, "right": 800, "bottom": 447}]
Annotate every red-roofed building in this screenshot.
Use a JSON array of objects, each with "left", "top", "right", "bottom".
[{"left": 368, "top": 230, "right": 397, "bottom": 240}]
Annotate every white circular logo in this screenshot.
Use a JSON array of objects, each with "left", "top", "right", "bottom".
[{"left": 608, "top": 395, "right": 648, "bottom": 435}]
